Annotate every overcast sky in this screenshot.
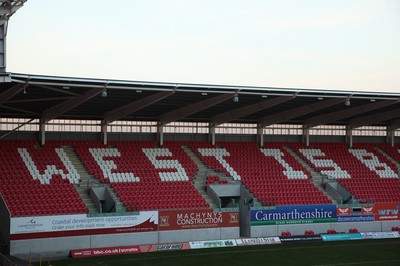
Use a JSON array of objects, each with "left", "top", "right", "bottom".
[{"left": 6, "top": 0, "right": 400, "bottom": 92}]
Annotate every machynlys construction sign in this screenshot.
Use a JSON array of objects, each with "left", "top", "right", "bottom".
[{"left": 159, "top": 209, "right": 239, "bottom": 230}]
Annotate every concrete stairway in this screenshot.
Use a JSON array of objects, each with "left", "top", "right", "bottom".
[
  {"left": 62, "top": 145, "right": 98, "bottom": 213},
  {"left": 181, "top": 146, "right": 218, "bottom": 209},
  {"left": 63, "top": 145, "right": 128, "bottom": 214},
  {"left": 105, "top": 185, "right": 127, "bottom": 213},
  {"left": 284, "top": 146, "right": 337, "bottom": 204}
]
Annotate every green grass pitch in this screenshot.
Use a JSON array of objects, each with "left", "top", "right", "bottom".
[{"left": 33, "top": 238, "right": 400, "bottom": 266}]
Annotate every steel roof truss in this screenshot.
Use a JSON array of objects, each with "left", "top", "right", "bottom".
[
  {"left": 259, "top": 98, "right": 345, "bottom": 127},
  {"left": 41, "top": 88, "right": 100, "bottom": 123},
  {"left": 305, "top": 100, "right": 399, "bottom": 128},
  {"left": 349, "top": 109, "right": 400, "bottom": 129},
  {"left": 160, "top": 93, "right": 234, "bottom": 124},
  {"left": 211, "top": 96, "right": 294, "bottom": 126},
  {"left": 104, "top": 91, "right": 174, "bottom": 123}
]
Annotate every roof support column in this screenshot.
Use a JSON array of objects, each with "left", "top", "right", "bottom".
[
  {"left": 101, "top": 121, "right": 108, "bottom": 145},
  {"left": 302, "top": 125, "right": 310, "bottom": 147},
  {"left": 346, "top": 125, "right": 353, "bottom": 148},
  {"left": 157, "top": 122, "right": 164, "bottom": 147},
  {"left": 257, "top": 125, "right": 264, "bottom": 148},
  {"left": 39, "top": 119, "right": 46, "bottom": 146},
  {"left": 386, "top": 127, "right": 395, "bottom": 147},
  {"left": 0, "top": 24, "right": 6, "bottom": 72},
  {"left": 208, "top": 123, "right": 216, "bottom": 146}
]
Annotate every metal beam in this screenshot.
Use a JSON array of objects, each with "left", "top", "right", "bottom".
[
  {"left": 348, "top": 108, "right": 400, "bottom": 129},
  {"left": 0, "top": 83, "right": 26, "bottom": 105},
  {"left": 259, "top": 98, "right": 345, "bottom": 127},
  {"left": 160, "top": 93, "right": 233, "bottom": 124},
  {"left": 104, "top": 91, "right": 174, "bottom": 123},
  {"left": 7, "top": 97, "right": 73, "bottom": 104},
  {"left": 42, "top": 88, "right": 100, "bottom": 123},
  {"left": 305, "top": 100, "right": 399, "bottom": 128},
  {"left": 0, "top": 0, "right": 27, "bottom": 23},
  {"left": 388, "top": 119, "right": 400, "bottom": 130},
  {"left": 0, "top": 118, "right": 34, "bottom": 139},
  {"left": 211, "top": 96, "right": 294, "bottom": 126},
  {"left": 0, "top": 104, "right": 39, "bottom": 115}
]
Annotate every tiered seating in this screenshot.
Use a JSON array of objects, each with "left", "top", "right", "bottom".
[
  {"left": 190, "top": 142, "right": 231, "bottom": 177},
  {"left": 296, "top": 143, "right": 400, "bottom": 203},
  {"left": 0, "top": 140, "right": 87, "bottom": 217},
  {"left": 375, "top": 144, "right": 400, "bottom": 166},
  {"left": 75, "top": 141, "right": 208, "bottom": 211},
  {"left": 206, "top": 175, "right": 229, "bottom": 185},
  {"left": 192, "top": 141, "right": 331, "bottom": 206}
]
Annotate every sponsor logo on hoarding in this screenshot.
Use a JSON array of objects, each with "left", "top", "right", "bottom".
[
  {"left": 362, "top": 206, "right": 374, "bottom": 214},
  {"left": 279, "top": 235, "right": 322, "bottom": 242},
  {"left": 159, "top": 209, "right": 239, "bottom": 230},
  {"left": 360, "top": 231, "right": 400, "bottom": 239},
  {"left": 146, "top": 243, "right": 191, "bottom": 252},
  {"left": 336, "top": 207, "right": 351, "bottom": 216},
  {"left": 160, "top": 216, "right": 169, "bottom": 226},
  {"left": 230, "top": 213, "right": 239, "bottom": 223},
  {"left": 155, "top": 244, "right": 183, "bottom": 251},
  {"left": 236, "top": 237, "right": 281, "bottom": 246},
  {"left": 337, "top": 215, "right": 374, "bottom": 222},
  {"left": 14, "top": 217, "right": 44, "bottom": 232},
  {"left": 251, "top": 205, "right": 337, "bottom": 225},
  {"left": 189, "top": 239, "right": 237, "bottom": 249},
  {"left": 360, "top": 203, "right": 400, "bottom": 220},
  {"left": 10, "top": 212, "right": 158, "bottom": 239},
  {"left": 321, "top": 233, "right": 362, "bottom": 241},
  {"left": 70, "top": 246, "right": 141, "bottom": 258},
  {"left": 376, "top": 205, "right": 400, "bottom": 220}
]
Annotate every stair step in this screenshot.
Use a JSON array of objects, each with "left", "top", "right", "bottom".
[
  {"left": 62, "top": 145, "right": 127, "bottom": 214},
  {"left": 284, "top": 146, "right": 338, "bottom": 204},
  {"left": 182, "top": 146, "right": 218, "bottom": 209}
]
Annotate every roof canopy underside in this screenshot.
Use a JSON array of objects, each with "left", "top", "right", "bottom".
[{"left": 0, "top": 73, "right": 399, "bottom": 129}]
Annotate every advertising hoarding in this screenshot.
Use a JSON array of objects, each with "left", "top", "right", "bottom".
[
  {"left": 321, "top": 233, "right": 363, "bottom": 241},
  {"left": 70, "top": 246, "right": 141, "bottom": 258},
  {"left": 336, "top": 215, "right": 374, "bottom": 223},
  {"left": 159, "top": 209, "right": 239, "bottom": 230},
  {"left": 373, "top": 203, "right": 400, "bottom": 221},
  {"left": 10, "top": 211, "right": 158, "bottom": 240},
  {"left": 236, "top": 237, "right": 281, "bottom": 246},
  {"left": 251, "top": 204, "right": 337, "bottom": 225}
]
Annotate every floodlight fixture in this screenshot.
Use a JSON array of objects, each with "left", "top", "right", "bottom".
[{"left": 101, "top": 88, "right": 108, "bottom": 97}]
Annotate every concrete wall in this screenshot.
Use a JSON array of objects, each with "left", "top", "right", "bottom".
[
  {"left": 0, "top": 195, "right": 10, "bottom": 245},
  {"left": 10, "top": 227, "right": 240, "bottom": 260},
  {"left": 209, "top": 184, "right": 241, "bottom": 197},
  {"left": 10, "top": 219, "right": 399, "bottom": 260},
  {"left": 10, "top": 236, "right": 91, "bottom": 260},
  {"left": 159, "top": 227, "right": 240, "bottom": 243},
  {"left": 239, "top": 186, "right": 252, "bottom": 237},
  {"left": 10, "top": 231, "right": 159, "bottom": 261}
]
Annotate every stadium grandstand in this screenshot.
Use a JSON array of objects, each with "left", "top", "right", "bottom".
[{"left": 1, "top": 1, "right": 400, "bottom": 264}]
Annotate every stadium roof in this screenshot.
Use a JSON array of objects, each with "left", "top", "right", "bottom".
[{"left": 1, "top": 72, "right": 400, "bottom": 129}]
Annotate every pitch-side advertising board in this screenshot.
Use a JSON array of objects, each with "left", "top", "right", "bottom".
[
  {"left": 159, "top": 209, "right": 239, "bottom": 230},
  {"left": 10, "top": 211, "right": 158, "bottom": 240},
  {"left": 251, "top": 204, "right": 337, "bottom": 225}
]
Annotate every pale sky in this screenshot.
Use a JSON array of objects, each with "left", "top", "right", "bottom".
[{"left": 6, "top": 0, "right": 400, "bottom": 92}]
